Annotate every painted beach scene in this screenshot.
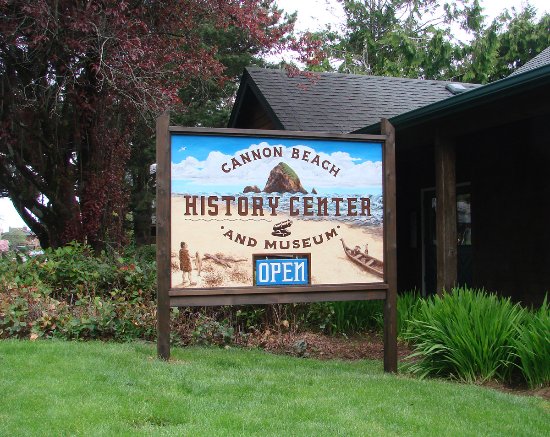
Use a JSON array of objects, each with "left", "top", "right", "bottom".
[{"left": 170, "top": 134, "right": 384, "bottom": 289}]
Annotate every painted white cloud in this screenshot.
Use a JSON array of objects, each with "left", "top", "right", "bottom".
[{"left": 171, "top": 142, "right": 382, "bottom": 190}]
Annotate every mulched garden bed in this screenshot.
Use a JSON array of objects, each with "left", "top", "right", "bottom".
[{"left": 237, "top": 330, "right": 549, "bottom": 401}]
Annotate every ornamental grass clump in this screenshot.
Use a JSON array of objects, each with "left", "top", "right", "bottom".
[
  {"left": 330, "top": 300, "right": 384, "bottom": 333},
  {"left": 513, "top": 296, "right": 550, "bottom": 388},
  {"left": 404, "top": 287, "right": 525, "bottom": 383},
  {"left": 396, "top": 290, "right": 422, "bottom": 339}
]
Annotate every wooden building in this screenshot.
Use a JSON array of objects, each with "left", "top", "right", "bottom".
[{"left": 229, "top": 47, "right": 550, "bottom": 305}]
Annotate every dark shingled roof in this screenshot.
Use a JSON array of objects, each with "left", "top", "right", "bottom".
[
  {"left": 509, "top": 46, "right": 550, "bottom": 76},
  {"left": 241, "top": 67, "right": 480, "bottom": 133}
]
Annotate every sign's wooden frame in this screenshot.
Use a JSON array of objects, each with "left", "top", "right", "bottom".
[{"left": 156, "top": 115, "right": 397, "bottom": 372}]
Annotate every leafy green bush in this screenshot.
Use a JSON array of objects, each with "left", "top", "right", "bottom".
[
  {"left": 0, "top": 243, "right": 158, "bottom": 342},
  {"left": 234, "top": 306, "right": 267, "bottom": 332},
  {"left": 192, "top": 315, "right": 235, "bottom": 346},
  {"left": 0, "top": 293, "right": 30, "bottom": 337},
  {"left": 0, "top": 288, "right": 157, "bottom": 342},
  {"left": 404, "top": 288, "right": 525, "bottom": 383},
  {"left": 0, "top": 242, "right": 156, "bottom": 303},
  {"left": 513, "top": 296, "right": 550, "bottom": 388}
]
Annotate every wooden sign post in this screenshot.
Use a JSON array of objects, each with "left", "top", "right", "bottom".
[{"left": 156, "top": 115, "right": 397, "bottom": 372}]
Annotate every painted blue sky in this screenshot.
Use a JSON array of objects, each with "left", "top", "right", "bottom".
[
  {"left": 171, "top": 135, "right": 382, "bottom": 163},
  {"left": 171, "top": 134, "right": 383, "bottom": 195}
]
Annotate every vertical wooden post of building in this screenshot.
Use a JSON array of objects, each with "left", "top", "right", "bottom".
[
  {"left": 156, "top": 112, "right": 171, "bottom": 360},
  {"left": 381, "top": 119, "right": 398, "bottom": 373},
  {"left": 434, "top": 133, "right": 457, "bottom": 295}
]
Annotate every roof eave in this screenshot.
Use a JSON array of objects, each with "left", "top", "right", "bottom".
[{"left": 354, "top": 65, "right": 550, "bottom": 135}]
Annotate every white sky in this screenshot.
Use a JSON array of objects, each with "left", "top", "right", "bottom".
[
  {"left": 0, "top": 198, "right": 26, "bottom": 232},
  {"left": 276, "top": 0, "right": 549, "bottom": 34},
  {"left": 1, "top": 0, "right": 548, "bottom": 229}
]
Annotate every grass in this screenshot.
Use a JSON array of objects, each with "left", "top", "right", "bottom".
[{"left": 0, "top": 341, "right": 548, "bottom": 436}]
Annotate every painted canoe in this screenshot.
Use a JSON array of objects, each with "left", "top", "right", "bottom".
[{"left": 340, "top": 238, "right": 384, "bottom": 278}]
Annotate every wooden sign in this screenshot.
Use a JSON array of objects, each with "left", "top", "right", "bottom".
[{"left": 156, "top": 116, "right": 397, "bottom": 372}]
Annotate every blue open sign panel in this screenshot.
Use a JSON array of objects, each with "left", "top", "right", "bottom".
[{"left": 255, "top": 256, "right": 310, "bottom": 286}]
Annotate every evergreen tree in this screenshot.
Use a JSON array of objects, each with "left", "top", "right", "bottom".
[{"left": 312, "top": 1, "right": 549, "bottom": 83}]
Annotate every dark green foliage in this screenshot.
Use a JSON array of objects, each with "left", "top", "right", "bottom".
[
  {"left": 404, "top": 288, "right": 532, "bottom": 384},
  {"left": 0, "top": 242, "right": 157, "bottom": 302},
  {"left": 192, "top": 315, "right": 235, "bottom": 346},
  {"left": 513, "top": 296, "right": 550, "bottom": 388},
  {"left": 198, "top": 294, "right": 414, "bottom": 336},
  {"left": 241, "top": 300, "right": 384, "bottom": 335},
  {"left": 315, "top": 1, "right": 549, "bottom": 83},
  {"left": 463, "top": 7, "right": 550, "bottom": 83},
  {"left": 234, "top": 306, "right": 267, "bottom": 332},
  {"left": 318, "top": 0, "right": 480, "bottom": 79},
  {"left": 303, "top": 292, "right": 420, "bottom": 336},
  {"left": 329, "top": 300, "right": 384, "bottom": 333},
  {"left": 396, "top": 290, "right": 422, "bottom": 338},
  {"left": 127, "top": 126, "right": 157, "bottom": 246},
  {"left": 0, "top": 243, "right": 157, "bottom": 341}
]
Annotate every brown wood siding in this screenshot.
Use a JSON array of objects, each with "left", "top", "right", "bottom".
[
  {"left": 470, "top": 118, "right": 550, "bottom": 306},
  {"left": 233, "top": 91, "right": 278, "bottom": 130},
  {"left": 395, "top": 114, "right": 550, "bottom": 306}
]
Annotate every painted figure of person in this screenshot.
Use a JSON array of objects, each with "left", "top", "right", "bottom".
[{"left": 179, "top": 242, "right": 196, "bottom": 286}]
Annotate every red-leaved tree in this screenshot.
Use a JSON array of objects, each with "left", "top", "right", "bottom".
[{"left": 0, "top": 0, "right": 321, "bottom": 249}]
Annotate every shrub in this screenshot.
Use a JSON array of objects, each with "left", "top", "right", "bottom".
[
  {"left": 311, "top": 291, "right": 422, "bottom": 336},
  {"left": 234, "top": 307, "right": 267, "bottom": 332},
  {"left": 297, "top": 292, "right": 422, "bottom": 336},
  {"left": 404, "top": 288, "right": 525, "bottom": 383},
  {"left": 0, "top": 243, "right": 158, "bottom": 342},
  {"left": 192, "top": 315, "right": 234, "bottom": 346},
  {"left": 0, "top": 242, "right": 156, "bottom": 303},
  {"left": 513, "top": 296, "right": 550, "bottom": 388},
  {"left": 330, "top": 300, "right": 384, "bottom": 334},
  {"left": 295, "top": 301, "right": 383, "bottom": 334},
  {"left": 0, "top": 292, "right": 30, "bottom": 337},
  {"left": 396, "top": 290, "right": 422, "bottom": 339}
]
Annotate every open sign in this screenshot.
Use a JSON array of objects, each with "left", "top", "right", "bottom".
[{"left": 255, "top": 257, "right": 309, "bottom": 286}]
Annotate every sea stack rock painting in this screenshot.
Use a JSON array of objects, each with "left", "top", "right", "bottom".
[
  {"left": 263, "top": 162, "right": 308, "bottom": 194},
  {"left": 311, "top": 187, "right": 318, "bottom": 194},
  {"left": 243, "top": 185, "right": 261, "bottom": 193}
]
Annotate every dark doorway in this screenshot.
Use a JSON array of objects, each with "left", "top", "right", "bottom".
[{"left": 422, "top": 185, "right": 473, "bottom": 295}]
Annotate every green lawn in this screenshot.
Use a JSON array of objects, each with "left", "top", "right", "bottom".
[{"left": 0, "top": 341, "right": 548, "bottom": 436}]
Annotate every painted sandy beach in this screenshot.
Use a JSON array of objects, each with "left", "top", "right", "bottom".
[{"left": 171, "top": 196, "right": 383, "bottom": 289}]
